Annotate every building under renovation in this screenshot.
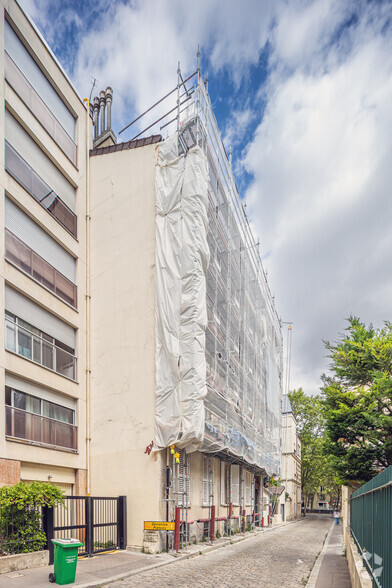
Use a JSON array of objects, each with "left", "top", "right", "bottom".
[{"left": 89, "top": 67, "right": 283, "bottom": 549}]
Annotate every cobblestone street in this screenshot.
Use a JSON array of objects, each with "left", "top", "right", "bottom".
[{"left": 110, "top": 516, "right": 333, "bottom": 588}]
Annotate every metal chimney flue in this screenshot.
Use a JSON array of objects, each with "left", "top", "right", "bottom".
[{"left": 92, "top": 86, "right": 117, "bottom": 148}]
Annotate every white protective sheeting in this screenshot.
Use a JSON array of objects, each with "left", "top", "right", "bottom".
[{"left": 155, "top": 133, "right": 210, "bottom": 452}]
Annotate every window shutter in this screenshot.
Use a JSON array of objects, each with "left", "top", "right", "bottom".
[
  {"left": 5, "top": 198, "right": 76, "bottom": 282},
  {"left": 231, "top": 464, "right": 240, "bottom": 506},
  {"left": 202, "top": 455, "right": 209, "bottom": 506},
  {"left": 220, "top": 461, "right": 226, "bottom": 505},
  {"left": 178, "top": 450, "right": 190, "bottom": 507},
  {"left": 245, "top": 472, "right": 251, "bottom": 506},
  {"left": 5, "top": 285, "right": 75, "bottom": 349}
]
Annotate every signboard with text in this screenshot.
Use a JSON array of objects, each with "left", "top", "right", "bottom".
[{"left": 144, "top": 521, "right": 175, "bottom": 531}]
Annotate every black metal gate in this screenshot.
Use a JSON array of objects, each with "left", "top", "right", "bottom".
[{"left": 44, "top": 496, "right": 127, "bottom": 564}]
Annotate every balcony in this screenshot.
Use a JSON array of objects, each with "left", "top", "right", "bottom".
[
  {"left": 5, "top": 141, "right": 77, "bottom": 237},
  {"left": 5, "top": 317, "right": 77, "bottom": 381},
  {"left": 6, "top": 405, "right": 77, "bottom": 451},
  {"left": 5, "top": 229, "right": 77, "bottom": 308},
  {"left": 5, "top": 52, "right": 77, "bottom": 165}
]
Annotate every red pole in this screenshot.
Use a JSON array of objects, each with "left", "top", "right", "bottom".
[
  {"left": 174, "top": 506, "right": 180, "bottom": 551},
  {"left": 242, "top": 508, "right": 246, "bottom": 533},
  {"left": 210, "top": 505, "right": 215, "bottom": 542},
  {"left": 252, "top": 510, "right": 255, "bottom": 524},
  {"left": 228, "top": 502, "right": 233, "bottom": 518}
]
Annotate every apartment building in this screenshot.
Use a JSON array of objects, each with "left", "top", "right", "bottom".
[
  {"left": 89, "top": 75, "right": 283, "bottom": 549},
  {"left": 0, "top": 0, "right": 90, "bottom": 495},
  {"left": 280, "top": 395, "right": 302, "bottom": 521}
]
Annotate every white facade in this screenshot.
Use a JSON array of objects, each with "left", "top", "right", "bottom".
[{"left": 0, "top": 0, "right": 90, "bottom": 495}]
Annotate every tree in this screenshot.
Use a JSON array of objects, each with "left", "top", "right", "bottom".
[
  {"left": 322, "top": 317, "right": 392, "bottom": 483},
  {"left": 288, "top": 389, "right": 330, "bottom": 512}
]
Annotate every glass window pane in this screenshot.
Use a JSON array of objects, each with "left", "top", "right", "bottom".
[
  {"left": 6, "top": 320, "right": 16, "bottom": 352},
  {"left": 42, "top": 340, "right": 54, "bottom": 370},
  {"left": 18, "top": 330, "right": 32, "bottom": 358},
  {"left": 13, "top": 390, "right": 27, "bottom": 410}
]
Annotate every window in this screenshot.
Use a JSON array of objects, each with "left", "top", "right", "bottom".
[
  {"left": 177, "top": 449, "right": 190, "bottom": 507},
  {"left": 4, "top": 20, "right": 76, "bottom": 163},
  {"left": 245, "top": 471, "right": 252, "bottom": 506},
  {"left": 5, "top": 313, "right": 76, "bottom": 380},
  {"left": 5, "top": 199, "right": 77, "bottom": 307},
  {"left": 220, "top": 462, "right": 231, "bottom": 505},
  {"left": 231, "top": 464, "right": 240, "bottom": 506},
  {"left": 5, "top": 385, "right": 76, "bottom": 450},
  {"left": 202, "top": 455, "right": 214, "bottom": 506}
]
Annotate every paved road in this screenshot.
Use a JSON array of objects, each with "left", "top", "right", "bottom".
[{"left": 110, "top": 516, "right": 333, "bottom": 588}]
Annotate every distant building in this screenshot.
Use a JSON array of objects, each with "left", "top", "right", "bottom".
[{"left": 278, "top": 395, "right": 302, "bottom": 521}]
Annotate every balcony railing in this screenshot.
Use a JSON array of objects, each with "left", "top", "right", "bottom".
[
  {"left": 5, "top": 317, "right": 77, "bottom": 381},
  {"left": 6, "top": 405, "right": 77, "bottom": 451},
  {"left": 5, "top": 229, "right": 77, "bottom": 308},
  {"left": 5, "top": 52, "right": 77, "bottom": 165},
  {"left": 5, "top": 141, "right": 77, "bottom": 237}
]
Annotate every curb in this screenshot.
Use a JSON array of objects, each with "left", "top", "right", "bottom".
[
  {"left": 75, "top": 518, "right": 304, "bottom": 588},
  {"left": 306, "top": 521, "right": 334, "bottom": 587}
]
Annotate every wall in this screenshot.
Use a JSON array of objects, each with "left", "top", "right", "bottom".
[{"left": 89, "top": 143, "right": 162, "bottom": 547}]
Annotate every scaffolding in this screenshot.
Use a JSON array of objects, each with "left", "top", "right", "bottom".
[{"left": 125, "top": 60, "right": 283, "bottom": 479}]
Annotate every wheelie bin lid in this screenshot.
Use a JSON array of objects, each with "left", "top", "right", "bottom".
[{"left": 52, "top": 538, "right": 83, "bottom": 547}]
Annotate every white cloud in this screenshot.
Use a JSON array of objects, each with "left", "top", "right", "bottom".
[{"left": 245, "top": 0, "right": 392, "bottom": 392}]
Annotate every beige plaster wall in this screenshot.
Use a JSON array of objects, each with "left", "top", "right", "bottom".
[{"left": 89, "top": 144, "right": 162, "bottom": 547}]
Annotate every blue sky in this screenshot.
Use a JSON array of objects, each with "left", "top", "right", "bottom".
[{"left": 20, "top": 0, "right": 392, "bottom": 395}]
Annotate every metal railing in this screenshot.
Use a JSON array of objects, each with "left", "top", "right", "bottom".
[
  {"left": 350, "top": 465, "right": 392, "bottom": 587},
  {"left": 5, "top": 405, "right": 77, "bottom": 451},
  {"left": 45, "top": 496, "right": 127, "bottom": 564},
  {"left": 5, "top": 229, "right": 77, "bottom": 308},
  {"left": 5, "top": 141, "right": 77, "bottom": 237},
  {"left": 0, "top": 503, "right": 44, "bottom": 555},
  {"left": 5, "top": 316, "right": 77, "bottom": 380}
]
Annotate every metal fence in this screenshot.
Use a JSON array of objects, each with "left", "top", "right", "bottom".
[
  {"left": 350, "top": 465, "right": 392, "bottom": 588},
  {"left": 44, "top": 496, "right": 127, "bottom": 564},
  {"left": 0, "top": 503, "right": 45, "bottom": 555}
]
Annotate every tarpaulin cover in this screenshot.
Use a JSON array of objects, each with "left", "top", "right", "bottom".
[{"left": 155, "top": 133, "right": 210, "bottom": 452}]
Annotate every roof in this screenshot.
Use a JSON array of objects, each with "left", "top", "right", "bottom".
[
  {"left": 282, "top": 394, "right": 293, "bottom": 414},
  {"left": 90, "top": 135, "right": 162, "bottom": 157}
]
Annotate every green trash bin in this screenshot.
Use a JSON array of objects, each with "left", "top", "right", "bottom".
[{"left": 49, "top": 538, "right": 83, "bottom": 585}]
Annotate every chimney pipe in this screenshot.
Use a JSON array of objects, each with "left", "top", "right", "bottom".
[
  {"left": 93, "top": 97, "right": 99, "bottom": 139},
  {"left": 105, "top": 87, "right": 113, "bottom": 132},
  {"left": 99, "top": 90, "right": 106, "bottom": 135}
]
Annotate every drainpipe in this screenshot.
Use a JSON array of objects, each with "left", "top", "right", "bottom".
[{"left": 83, "top": 98, "right": 92, "bottom": 495}]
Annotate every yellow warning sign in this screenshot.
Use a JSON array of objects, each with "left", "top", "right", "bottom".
[{"left": 144, "top": 521, "right": 175, "bottom": 531}]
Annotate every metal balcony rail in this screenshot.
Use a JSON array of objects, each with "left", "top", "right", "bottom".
[
  {"left": 4, "top": 52, "right": 77, "bottom": 165},
  {"left": 5, "top": 141, "right": 77, "bottom": 237},
  {"left": 5, "top": 405, "right": 77, "bottom": 451},
  {"left": 5, "top": 316, "right": 77, "bottom": 380},
  {"left": 5, "top": 229, "right": 77, "bottom": 308}
]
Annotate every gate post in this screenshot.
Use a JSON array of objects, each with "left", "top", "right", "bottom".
[
  {"left": 42, "top": 506, "right": 54, "bottom": 565},
  {"left": 86, "top": 497, "right": 94, "bottom": 557},
  {"left": 210, "top": 505, "right": 215, "bottom": 542},
  {"left": 117, "top": 496, "right": 127, "bottom": 549},
  {"left": 174, "top": 506, "right": 180, "bottom": 551}
]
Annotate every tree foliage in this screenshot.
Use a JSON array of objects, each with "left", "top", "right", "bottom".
[
  {"left": 322, "top": 317, "right": 392, "bottom": 483},
  {"left": 0, "top": 482, "right": 65, "bottom": 554},
  {"left": 288, "top": 388, "right": 338, "bottom": 510}
]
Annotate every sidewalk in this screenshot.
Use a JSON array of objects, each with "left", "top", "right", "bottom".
[
  {"left": 0, "top": 520, "right": 300, "bottom": 588},
  {"left": 307, "top": 521, "right": 352, "bottom": 587}
]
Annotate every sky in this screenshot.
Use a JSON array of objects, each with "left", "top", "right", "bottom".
[{"left": 19, "top": 0, "right": 392, "bottom": 396}]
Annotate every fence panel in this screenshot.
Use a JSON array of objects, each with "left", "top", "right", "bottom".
[
  {"left": 350, "top": 466, "right": 392, "bottom": 588},
  {"left": 45, "top": 496, "right": 127, "bottom": 564}
]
